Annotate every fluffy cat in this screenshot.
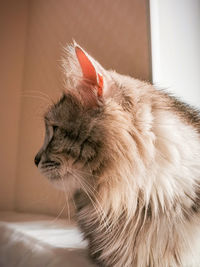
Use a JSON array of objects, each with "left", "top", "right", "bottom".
[{"left": 35, "top": 43, "right": 200, "bottom": 267}]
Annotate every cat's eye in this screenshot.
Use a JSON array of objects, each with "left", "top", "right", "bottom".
[{"left": 52, "top": 125, "right": 58, "bottom": 132}]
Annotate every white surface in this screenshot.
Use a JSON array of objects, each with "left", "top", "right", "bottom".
[
  {"left": 0, "top": 211, "right": 95, "bottom": 267},
  {"left": 150, "top": 0, "right": 200, "bottom": 107}
]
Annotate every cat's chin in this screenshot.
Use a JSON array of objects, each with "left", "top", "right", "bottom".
[
  {"left": 39, "top": 169, "right": 61, "bottom": 181},
  {"left": 46, "top": 172, "right": 81, "bottom": 196}
]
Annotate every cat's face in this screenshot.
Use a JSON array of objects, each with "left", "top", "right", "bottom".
[
  {"left": 34, "top": 44, "right": 119, "bottom": 193},
  {"left": 35, "top": 91, "right": 107, "bottom": 191}
]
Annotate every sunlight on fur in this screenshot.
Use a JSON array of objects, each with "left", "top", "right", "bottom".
[{"left": 35, "top": 42, "right": 200, "bottom": 267}]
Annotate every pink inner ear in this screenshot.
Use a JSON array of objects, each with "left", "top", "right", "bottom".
[
  {"left": 97, "top": 74, "right": 103, "bottom": 97},
  {"left": 75, "top": 47, "right": 97, "bottom": 85}
]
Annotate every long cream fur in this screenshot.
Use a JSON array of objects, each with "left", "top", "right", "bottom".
[{"left": 57, "top": 44, "right": 200, "bottom": 266}]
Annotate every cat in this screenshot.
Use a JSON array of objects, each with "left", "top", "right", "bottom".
[{"left": 35, "top": 42, "right": 200, "bottom": 267}]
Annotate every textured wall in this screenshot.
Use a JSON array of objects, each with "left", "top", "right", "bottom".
[{"left": 1, "top": 0, "right": 151, "bottom": 216}]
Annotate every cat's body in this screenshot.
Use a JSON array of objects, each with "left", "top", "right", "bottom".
[{"left": 35, "top": 43, "right": 200, "bottom": 267}]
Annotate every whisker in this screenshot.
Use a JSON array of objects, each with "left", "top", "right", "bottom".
[
  {"left": 73, "top": 174, "right": 103, "bottom": 218},
  {"left": 50, "top": 202, "right": 68, "bottom": 224},
  {"left": 61, "top": 176, "right": 71, "bottom": 221},
  {"left": 25, "top": 90, "right": 54, "bottom": 103},
  {"left": 74, "top": 172, "right": 111, "bottom": 232},
  {"left": 21, "top": 94, "right": 51, "bottom": 104}
]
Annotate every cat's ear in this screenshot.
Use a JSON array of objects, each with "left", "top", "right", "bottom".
[
  {"left": 62, "top": 42, "right": 109, "bottom": 103},
  {"left": 75, "top": 45, "right": 103, "bottom": 98}
]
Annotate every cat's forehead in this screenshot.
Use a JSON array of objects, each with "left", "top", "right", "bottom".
[
  {"left": 44, "top": 94, "right": 81, "bottom": 124},
  {"left": 44, "top": 92, "right": 104, "bottom": 132}
]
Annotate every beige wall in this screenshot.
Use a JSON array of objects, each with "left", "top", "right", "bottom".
[
  {"left": 0, "top": 0, "right": 151, "bottom": 217},
  {"left": 0, "top": 0, "right": 28, "bottom": 210}
]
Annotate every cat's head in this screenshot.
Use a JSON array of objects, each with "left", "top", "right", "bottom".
[{"left": 34, "top": 43, "right": 149, "bottom": 207}]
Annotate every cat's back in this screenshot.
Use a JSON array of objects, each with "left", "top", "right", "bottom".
[{"left": 166, "top": 93, "right": 200, "bottom": 134}]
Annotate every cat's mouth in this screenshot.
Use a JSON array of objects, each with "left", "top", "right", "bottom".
[
  {"left": 39, "top": 160, "right": 61, "bottom": 180},
  {"left": 38, "top": 159, "right": 81, "bottom": 194},
  {"left": 41, "top": 160, "right": 60, "bottom": 169}
]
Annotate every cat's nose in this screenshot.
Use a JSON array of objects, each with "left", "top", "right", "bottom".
[{"left": 34, "top": 153, "right": 41, "bottom": 167}]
